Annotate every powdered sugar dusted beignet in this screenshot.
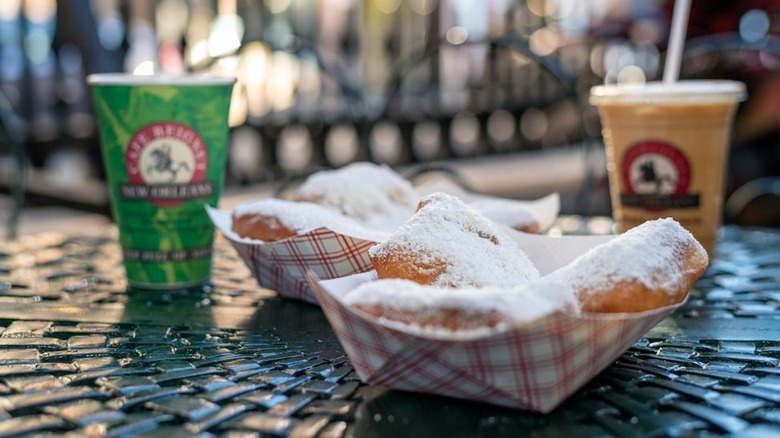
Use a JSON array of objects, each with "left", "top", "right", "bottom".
[
  {"left": 292, "top": 162, "right": 418, "bottom": 231},
  {"left": 416, "top": 179, "right": 543, "bottom": 233},
  {"left": 343, "top": 279, "right": 568, "bottom": 336},
  {"left": 368, "top": 192, "right": 540, "bottom": 288},
  {"left": 231, "top": 198, "right": 382, "bottom": 242},
  {"left": 545, "top": 218, "right": 708, "bottom": 313}
]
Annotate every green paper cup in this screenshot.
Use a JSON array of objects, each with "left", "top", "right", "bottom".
[{"left": 88, "top": 74, "right": 235, "bottom": 289}]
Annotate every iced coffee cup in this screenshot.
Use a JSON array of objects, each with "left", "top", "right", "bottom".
[
  {"left": 590, "top": 80, "right": 746, "bottom": 258},
  {"left": 88, "top": 74, "right": 235, "bottom": 288}
]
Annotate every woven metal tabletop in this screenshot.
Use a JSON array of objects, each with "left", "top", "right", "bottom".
[{"left": 0, "top": 224, "right": 779, "bottom": 437}]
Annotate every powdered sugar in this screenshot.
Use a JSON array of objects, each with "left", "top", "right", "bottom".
[
  {"left": 369, "top": 192, "right": 540, "bottom": 287},
  {"left": 414, "top": 178, "right": 556, "bottom": 231},
  {"left": 343, "top": 278, "right": 569, "bottom": 338},
  {"left": 545, "top": 218, "right": 707, "bottom": 298},
  {"left": 232, "top": 198, "right": 389, "bottom": 243},
  {"left": 294, "top": 162, "right": 418, "bottom": 231}
]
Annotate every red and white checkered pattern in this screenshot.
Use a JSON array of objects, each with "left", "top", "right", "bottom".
[
  {"left": 226, "top": 229, "right": 377, "bottom": 303},
  {"left": 207, "top": 206, "right": 379, "bottom": 303},
  {"left": 309, "top": 272, "right": 680, "bottom": 413}
]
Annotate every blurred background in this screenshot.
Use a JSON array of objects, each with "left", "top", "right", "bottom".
[{"left": 1, "top": 0, "right": 779, "bottom": 237}]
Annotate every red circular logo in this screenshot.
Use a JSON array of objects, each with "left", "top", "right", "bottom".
[
  {"left": 125, "top": 122, "right": 209, "bottom": 207},
  {"left": 621, "top": 141, "right": 690, "bottom": 196}
]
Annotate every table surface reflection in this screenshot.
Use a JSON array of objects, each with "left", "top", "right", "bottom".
[{"left": 0, "top": 223, "right": 779, "bottom": 437}]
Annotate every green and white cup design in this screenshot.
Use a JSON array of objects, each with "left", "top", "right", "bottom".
[{"left": 88, "top": 74, "right": 235, "bottom": 288}]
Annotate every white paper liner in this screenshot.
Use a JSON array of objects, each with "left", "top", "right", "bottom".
[{"left": 307, "top": 230, "right": 685, "bottom": 412}]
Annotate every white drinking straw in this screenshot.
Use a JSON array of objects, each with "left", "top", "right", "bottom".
[{"left": 663, "top": 0, "right": 692, "bottom": 83}]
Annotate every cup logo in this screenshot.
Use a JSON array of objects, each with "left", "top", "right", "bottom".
[
  {"left": 620, "top": 141, "right": 699, "bottom": 210},
  {"left": 140, "top": 140, "right": 195, "bottom": 184},
  {"left": 120, "top": 122, "right": 214, "bottom": 207}
]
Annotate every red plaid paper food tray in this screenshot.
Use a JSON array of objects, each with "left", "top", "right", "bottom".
[
  {"left": 207, "top": 206, "right": 388, "bottom": 303},
  {"left": 307, "top": 232, "right": 685, "bottom": 413}
]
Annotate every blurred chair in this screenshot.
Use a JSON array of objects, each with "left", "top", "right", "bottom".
[
  {"left": 725, "top": 177, "right": 780, "bottom": 228},
  {"left": 681, "top": 30, "right": 780, "bottom": 228}
]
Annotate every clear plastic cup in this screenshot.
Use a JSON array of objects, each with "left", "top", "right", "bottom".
[{"left": 590, "top": 80, "right": 746, "bottom": 258}]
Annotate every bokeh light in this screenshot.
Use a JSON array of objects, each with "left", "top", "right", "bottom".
[
  {"left": 325, "top": 124, "right": 360, "bottom": 166},
  {"left": 370, "top": 121, "right": 403, "bottom": 164},
  {"left": 445, "top": 26, "right": 468, "bottom": 45},
  {"left": 740, "top": 9, "right": 769, "bottom": 43},
  {"left": 277, "top": 125, "right": 313, "bottom": 172},
  {"left": 450, "top": 113, "right": 480, "bottom": 156},
  {"left": 520, "top": 108, "right": 548, "bottom": 142},
  {"left": 412, "top": 121, "right": 441, "bottom": 160}
]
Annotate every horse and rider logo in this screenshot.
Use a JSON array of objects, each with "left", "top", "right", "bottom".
[
  {"left": 635, "top": 159, "right": 677, "bottom": 194},
  {"left": 621, "top": 140, "right": 698, "bottom": 210},
  {"left": 146, "top": 143, "right": 191, "bottom": 182},
  {"left": 124, "top": 121, "right": 209, "bottom": 206}
]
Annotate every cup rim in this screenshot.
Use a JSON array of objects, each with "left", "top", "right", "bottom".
[
  {"left": 87, "top": 73, "right": 236, "bottom": 86},
  {"left": 589, "top": 80, "right": 747, "bottom": 105}
]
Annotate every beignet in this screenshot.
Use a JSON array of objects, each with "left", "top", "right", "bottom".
[
  {"left": 292, "top": 162, "right": 418, "bottom": 231},
  {"left": 368, "top": 192, "right": 540, "bottom": 288},
  {"left": 231, "top": 198, "right": 373, "bottom": 242},
  {"left": 545, "top": 218, "right": 708, "bottom": 313},
  {"left": 343, "top": 279, "right": 569, "bottom": 335}
]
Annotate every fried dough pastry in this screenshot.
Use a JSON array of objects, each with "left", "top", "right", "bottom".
[
  {"left": 368, "top": 192, "right": 539, "bottom": 288},
  {"left": 232, "top": 213, "right": 297, "bottom": 242},
  {"left": 230, "top": 198, "right": 369, "bottom": 242},
  {"left": 291, "top": 162, "right": 418, "bottom": 231},
  {"left": 546, "top": 218, "right": 708, "bottom": 313},
  {"left": 343, "top": 279, "right": 566, "bottom": 334}
]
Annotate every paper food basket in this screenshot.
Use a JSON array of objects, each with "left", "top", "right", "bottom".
[
  {"left": 306, "top": 231, "right": 685, "bottom": 412},
  {"left": 207, "top": 206, "right": 382, "bottom": 303}
]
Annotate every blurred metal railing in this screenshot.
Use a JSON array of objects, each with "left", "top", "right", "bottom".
[
  {"left": 2, "top": 2, "right": 779, "bottom": 236},
  {"left": 0, "top": 89, "right": 26, "bottom": 240}
]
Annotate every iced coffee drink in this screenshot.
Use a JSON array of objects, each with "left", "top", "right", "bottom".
[{"left": 590, "top": 80, "right": 745, "bottom": 258}]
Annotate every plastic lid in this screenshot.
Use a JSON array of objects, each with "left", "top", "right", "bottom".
[
  {"left": 589, "top": 80, "right": 746, "bottom": 105},
  {"left": 87, "top": 73, "right": 235, "bottom": 86}
]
